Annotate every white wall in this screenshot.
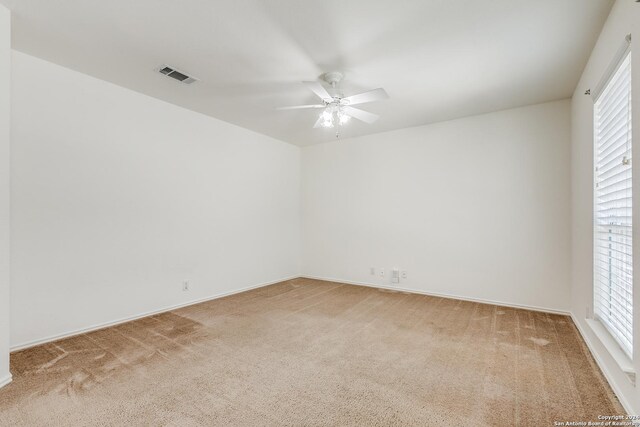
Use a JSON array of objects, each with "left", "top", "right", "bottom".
[
  {"left": 571, "top": 0, "right": 639, "bottom": 414},
  {"left": 302, "top": 100, "right": 571, "bottom": 312},
  {"left": 0, "top": 4, "right": 11, "bottom": 388},
  {"left": 10, "top": 51, "right": 300, "bottom": 349}
]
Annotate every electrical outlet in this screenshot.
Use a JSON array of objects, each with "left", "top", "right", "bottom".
[
  {"left": 370, "top": 267, "right": 376, "bottom": 275},
  {"left": 392, "top": 269, "right": 400, "bottom": 284},
  {"left": 379, "top": 269, "right": 385, "bottom": 278},
  {"left": 401, "top": 271, "right": 407, "bottom": 279},
  {"left": 182, "top": 281, "right": 189, "bottom": 291}
]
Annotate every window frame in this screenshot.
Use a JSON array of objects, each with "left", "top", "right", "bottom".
[{"left": 592, "top": 37, "right": 633, "bottom": 361}]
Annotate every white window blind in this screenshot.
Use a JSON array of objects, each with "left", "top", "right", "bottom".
[{"left": 594, "top": 49, "right": 633, "bottom": 359}]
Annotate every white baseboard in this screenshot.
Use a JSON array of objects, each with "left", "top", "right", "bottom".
[
  {"left": 10, "top": 275, "right": 299, "bottom": 353},
  {"left": 301, "top": 275, "right": 571, "bottom": 316},
  {"left": 570, "top": 313, "right": 634, "bottom": 415},
  {"left": 0, "top": 373, "right": 12, "bottom": 389}
]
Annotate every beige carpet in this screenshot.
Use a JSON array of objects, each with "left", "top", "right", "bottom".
[{"left": 0, "top": 278, "right": 624, "bottom": 426}]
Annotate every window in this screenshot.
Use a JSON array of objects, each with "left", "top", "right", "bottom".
[{"left": 593, "top": 44, "right": 633, "bottom": 359}]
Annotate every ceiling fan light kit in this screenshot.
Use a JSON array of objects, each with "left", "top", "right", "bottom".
[
  {"left": 318, "top": 105, "right": 351, "bottom": 129},
  {"left": 278, "top": 71, "right": 389, "bottom": 137}
]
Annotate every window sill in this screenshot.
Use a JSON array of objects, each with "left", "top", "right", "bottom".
[{"left": 586, "top": 318, "right": 636, "bottom": 386}]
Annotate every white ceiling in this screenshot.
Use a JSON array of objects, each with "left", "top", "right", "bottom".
[{"left": 1, "top": 0, "right": 613, "bottom": 146}]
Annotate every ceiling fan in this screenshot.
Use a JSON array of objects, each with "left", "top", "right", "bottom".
[{"left": 277, "top": 72, "right": 389, "bottom": 131}]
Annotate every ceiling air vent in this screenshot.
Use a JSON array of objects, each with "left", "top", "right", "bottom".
[{"left": 156, "top": 64, "right": 198, "bottom": 85}]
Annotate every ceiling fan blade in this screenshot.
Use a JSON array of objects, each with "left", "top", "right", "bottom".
[
  {"left": 303, "top": 81, "right": 334, "bottom": 102},
  {"left": 276, "top": 104, "right": 325, "bottom": 110},
  {"left": 342, "top": 88, "right": 389, "bottom": 106},
  {"left": 342, "top": 106, "right": 379, "bottom": 124},
  {"left": 313, "top": 115, "right": 324, "bottom": 128}
]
